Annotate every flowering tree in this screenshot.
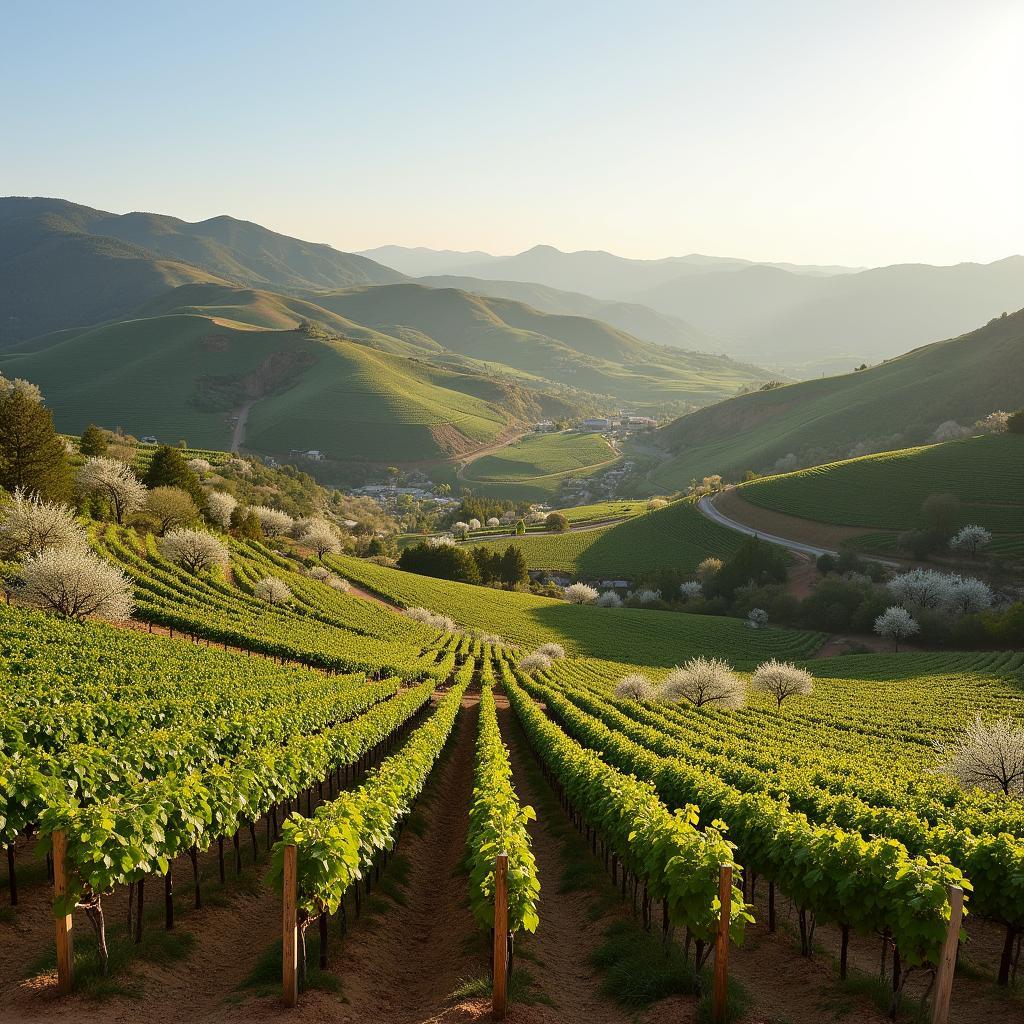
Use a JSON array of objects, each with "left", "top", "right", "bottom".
[
  {"left": 874, "top": 606, "right": 920, "bottom": 651},
  {"left": 452, "top": 521, "right": 470, "bottom": 539},
  {"left": 327, "top": 575, "right": 351, "bottom": 592},
  {"left": 662, "top": 657, "right": 746, "bottom": 709},
  {"left": 889, "top": 568, "right": 993, "bottom": 615},
  {"left": 204, "top": 490, "right": 238, "bottom": 530},
  {"left": 518, "top": 651, "right": 552, "bottom": 673},
  {"left": 20, "top": 547, "right": 134, "bottom": 621},
  {"left": 404, "top": 606, "right": 457, "bottom": 632},
  {"left": 934, "top": 715, "right": 1024, "bottom": 796},
  {"left": 426, "top": 535, "right": 457, "bottom": 548},
  {"left": 949, "top": 524, "right": 992, "bottom": 557},
  {"left": 78, "top": 457, "right": 147, "bottom": 524},
  {"left": 627, "top": 588, "right": 662, "bottom": 606},
  {"left": 536, "top": 642, "right": 565, "bottom": 660},
  {"left": 596, "top": 590, "right": 622, "bottom": 608},
  {"left": 486, "top": 517, "right": 501, "bottom": 527},
  {"left": 0, "top": 489, "right": 87, "bottom": 559},
  {"left": 931, "top": 420, "right": 971, "bottom": 442},
  {"left": 614, "top": 674, "right": 655, "bottom": 701},
  {"left": 696, "top": 557, "right": 723, "bottom": 582},
  {"left": 752, "top": 659, "right": 814, "bottom": 708},
  {"left": 679, "top": 581, "right": 703, "bottom": 601},
  {"left": 255, "top": 576, "right": 292, "bottom": 605},
  {"left": 158, "top": 529, "right": 230, "bottom": 574},
  {"left": 564, "top": 582, "right": 599, "bottom": 604},
  {"left": 468, "top": 518, "right": 482, "bottom": 531},
  {"left": 299, "top": 520, "right": 341, "bottom": 558},
  {"left": 647, "top": 497, "right": 669, "bottom": 510},
  {"left": 944, "top": 576, "right": 994, "bottom": 615},
  {"left": 187, "top": 457, "right": 212, "bottom": 477},
  {"left": 250, "top": 505, "right": 294, "bottom": 537},
  {"left": 975, "top": 411, "right": 1009, "bottom": 435},
  {"left": 747, "top": 607, "right": 769, "bottom": 629},
  {"left": 306, "top": 565, "right": 331, "bottom": 581}
]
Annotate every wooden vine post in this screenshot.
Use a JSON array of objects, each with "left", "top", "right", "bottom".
[
  {"left": 930, "top": 884, "right": 963, "bottom": 1024},
  {"left": 53, "top": 829, "right": 74, "bottom": 995},
  {"left": 492, "top": 853, "right": 509, "bottom": 1021},
  {"left": 282, "top": 844, "right": 298, "bottom": 1008},
  {"left": 712, "top": 864, "right": 731, "bottom": 1024}
]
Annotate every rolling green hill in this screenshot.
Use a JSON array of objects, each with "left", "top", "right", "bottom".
[
  {"left": 468, "top": 497, "right": 743, "bottom": 577},
  {"left": 737, "top": 434, "right": 1024, "bottom": 556},
  {"left": 295, "top": 283, "right": 771, "bottom": 407},
  {"left": 0, "top": 196, "right": 401, "bottom": 343},
  {"left": 651, "top": 308, "right": 1024, "bottom": 489},
  {"left": 0, "top": 313, "right": 533, "bottom": 461}
]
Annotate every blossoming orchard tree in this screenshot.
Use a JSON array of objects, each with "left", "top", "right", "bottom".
[
  {"left": 614, "top": 673, "right": 656, "bottom": 701},
  {"left": 254, "top": 576, "right": 293, "bottom": 605},
  {"left": 0, "top": 489, "right": 87, "bottom": 559},
  {"left": 158, "top": 529, "right": 231, "bottom": 575},
  {"left": 949, "top": 524, "right": 992, "bottom": 557},
  {"left": 249, "top": 505, "right": 294, "bottom": 537},
  {"left": 662, "top": 657, "right": 746, "bottom": 709},
  {"left": 204, "top": 490, "right": 238, "bottom": 530},
  {"left": 20, "top": 547, "right": 134, "bottom": 621},
  {"left": 874, "top": 606, "right": 920, "bottom": 651},
  {"left": 298, "top": 520, "right": 342, "bottom": 558},
  {"left": 563, "top": 582, "right": 599, "bottom": 604},
  {"left": 77, "top": 456, "right": 147, "bottom": 524},
  {"left": 752, "top": 659, "right": 814, "bottom": 709}
]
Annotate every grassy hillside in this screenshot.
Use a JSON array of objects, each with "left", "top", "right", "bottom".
[
  {"left": 0, "top": 313, "right": 527, "bottom": 461},
  {"left": 468, "top": 498, "right": 743, "bottom": 577},
  {"left": 738, "top": 434, "right": 1024, "bottom": 556},
  {"left": 297, "top": 283, "right": 770, "bottom": 407},
  {"left": 462, "top": 432, "right": 619, "bottom": 489},
  {"left": 0, "top": 196, "right": 401, "bottom": 343},
  {"left": 652, "top": 308, "right": 1024, "bottom": 489},
  {"left": 327, "top": 553, "right": 822, "bottom": 667}
]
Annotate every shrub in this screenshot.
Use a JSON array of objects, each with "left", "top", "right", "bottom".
[
  {"left": 975, "top": 411, "right": 1010, "bottom": 434},
  {"left": 874, "top": 606, "right": 920, "bottom": 650},
  {"left": 679, "top": 581, "right": 703, "bottom": 601},
  {"left": 627, "top": 588, "right": 662, "bottom": 607},
  {"left": 404, "top": 606, "right": 457, "bottom": 632},
  {"left": 934, "top": 715, "right": 1024, "bottom": 796},
  {"left": 452, "top": 521, "right": 470, "bottom": 538},
  {"left": 486, "top": 517, "right": 500, "bottom": 527},
  {"left": 646, "top": 498, "right": 668, "bottom": 510},
  {"left": 20, "top": 547, "right": 134, "bottom": 621},
  {"left": 614, "top": 674, "right": 655, "bottom": 701},
  {"left": 468, "top": 518, "right": 482, "bottom": 531},
  {"left": 897, "top": 529, "right": 936, "bottom": 559},
  {"left": 596, "top": 590, "right": 623, "bottom": 608},
  {"left": 752, "top": 659, "right": 813, "bottom": 708},
  {"left": 816, "top": 553, "right": 837, "bottom": 575},
  {"left": 0, "top": 488, "right": 87, "bottom": 559},
  {"left": 696, "top": 557, "right": 723, "bottom": 582},
  {"left": 158, "top": 529, "right": 230, "bottom": 574},
  {"left": 398, "top": 541, "right": 481, "bottom": 585},
  {"left": 254, "top": 576, "right": 292, "bottom": 605},
  {"left": 327, "top": 576, "right": 351, "bottom": 592},
  {"left": 545, "top": 512, "right": 569, "bottom": 533},
  {"left": 564, "top": 582, "right": 599, "bottom": 604},
  {"left": 661, "top": 657, "right": 746, "bottom": 709}
]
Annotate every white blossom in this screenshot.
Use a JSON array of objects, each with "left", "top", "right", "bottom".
[
  {"left": 158, "top": 529, "right": 231, "bottom": 574},
  {"left": 874, "top": 606, "right": 920, "bottom": 650},
  {"left": 299, "top": 519, "right": 342, "bottom": 557},
  {"left": 596, "top": 590, "right": 623, "bottom": 608},
  {"left": 614, "top": 674, "right": 656, "bottom": 702},
  {"left": 20, "top": 547, "right": 134, "bottom": 621},
  {"left": 518, "top": 651, "right": 552, "bottom": 673},
  {"left": 0, "top": 489, "right": 87, "bottom": 559},
  {"left": 536, "top": 642, "right": 565, "bottom": 660},
  {"left": 627, "top": 588, "right": 662, "bottom": 606},
  {"left": 661, "top": 657, "right": 746, "bottom": 710},
  {"left": 187, "top": 457, "right": 212, "bottom": 477},
  {"left": 935, "top": 715, "right": 1024, "bottom": 796},
  {"left": 78, "top": 457, "right": 146, "bottom": 524},
  {"left": 752, "top": 659, "right": 813, "bottom": 708},
  {"left": 647, "top": 497, "right": 668, "bottom": 510},
  {"left": 564, "top": 582, "right": 599, "bottom": 604},
  {"left": 486, "top": 517, "right": 501, "bottom": 527},
  {"left": 747, "top": 607, "right": 769, "bottom": 629},
  {"left": 949, "top": 524, "right": 992, "bottom": 557},
  {"left": 468, "top": 518, "right": 482, "bottom": 531},
  {"left": 249, "top": 505, "right": 295, "bottom": 537},
  {"left": 679, "top": 581, "right": 703, "bottom": 601},
  {"left": 204, "top": 490, "right": 238, "bottom": 530},
  {"left": 254, "top": 576, "right": 292, "bottom": 605}
]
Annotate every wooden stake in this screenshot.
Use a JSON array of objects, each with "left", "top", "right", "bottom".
[
  {"left": 930, "top": 885, "right": 963, "bottom": 1024},
  {"left": 712, "top": 864, "right": 731, "bottom": 1024},
  {"left": 53, "top": 829, "right": 74, "bottom": 995},
  {"left": 492, "top": 853, "right": 509, "bottom": 1021},
  {"left": 282, "top": 844, "right": 298, "bottom": 1008}
]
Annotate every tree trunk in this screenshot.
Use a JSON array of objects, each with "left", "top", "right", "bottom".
[
  {"left": 768, "top": 880, "right": 776, "bottom": 932},
  {"left": 998, "top": 924, "right": 1017, "bottom": 986},
  {"left": 840, "top": 924, "right": 849, "bottom": 980},
  {"left": 134, "top": 877, "right": 145, "bottom": 943},
  {"left": 165, "top": 865, "right": 174, "bottom": 930},
  {"left": 5, "top": 845, "right": 15, "bottom": 906},
  {"left": 189, "top": 846, "right": 201, "bottom": 908},
  {"left": 84, "top": 895, "right": 109, "bottom": 975},
  {"left": 319, "top": 911, "right": 328, "bottom": 969},
  {"left": 218, "top": 836, "right": 225, "bottom": 883}
]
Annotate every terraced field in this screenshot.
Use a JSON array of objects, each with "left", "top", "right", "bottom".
[
  {"left": 738, "top": 434, "right": 1024, "bottom": 555},
  {"left": 327, "top": 552, "right": 822, "bottom": 667},
  {"left": 469, "top": 497, "right": 743, "bottom": 577}
]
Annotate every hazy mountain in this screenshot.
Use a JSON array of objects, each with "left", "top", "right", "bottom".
[
  {"left": 638, "top": 257, "right": 1024, "bottom": 369},
  {"left": 416, "top": 275, "right": 714, "bottom": 351},
  {"left": 358, "top": 245, "right": 494, "bottom": 277},
  {"left": 649, "top": 308, "right": 1024, "bottom": 489},
  {"left": 0, "top": 197, "right": 403, "bottom": 342}
]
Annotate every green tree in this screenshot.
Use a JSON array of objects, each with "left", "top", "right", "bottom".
[
  {"left": 545, "top": 512, "right": 569, "bottom": 533},
  {"left": 499, "top": 545, "right": 529, "bottom": 587},
  {"left": 1007, "top": 409, "right": 1024, "bottom": 434},
  {"left": 79, "top": 423, "right": 108, "bottom": 457},
  {"left": 0, "top": 386, "right": 72, "bottom": 501},
  {"left": 144, "top": 445, "right": 204, "bottom": 505},
  {"left": 231, "top": 505, "right": 264, "bottom": 540},
  {"left": 515, "top": 519, "right": 526, "bottom": 535}
]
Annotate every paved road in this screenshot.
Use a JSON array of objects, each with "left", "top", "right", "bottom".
[
  {"left": 231, "top": 400, "right": 253, "bottom": 453},
  {"left": 697, "top": 494, "right": 901, "bottom": 567},
  {"left": 697, "top": 494, "right": 839, "bottom": 558}
]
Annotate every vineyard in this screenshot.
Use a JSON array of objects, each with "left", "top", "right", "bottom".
[
  {"left": 738, "top": 434, "right": 1024, "bottom": 556},
  {"left": 469, "top": 497, "right": 744, "bottom": 576},
  {"left": 1, "top": 512, "right": 1021, "bottom": 1023}
]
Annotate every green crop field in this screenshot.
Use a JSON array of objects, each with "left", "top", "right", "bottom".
[
  {"left": 738, "top": 434, "right": 1024, "bottom": 555},
  {"left": 558, "top": 500, "right": 648, "bottom": 523},
  {"left": 459, "top": 431, "right": 620, "bottom": 497},
  {"left": 327, "top": 553, "right": 822, "bottom": 667},
  {"left": 467, "top": 498, "right": 743, "bottom": 577}
]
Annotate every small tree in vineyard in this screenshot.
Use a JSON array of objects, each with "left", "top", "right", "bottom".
[
  {"left": 614, "top": 674, "right": 655, "bottom": 701},
  {"left": 255, "top": 576, "right": 293, "bottom": 605},
  {"left": 20, "top": 547, "right": 134, "bottom": 621},
  {"left": 158, "top": 529, "right": 231, "bottom": 574},
  {"left": 752, "top": 659, "right": 814, "bottom": 708},
  {"left": 661, "top": 657, "right": 746, "bottom": 709},
  {"left": 874, "top": 606, "right": 919, "bottom": 651}
]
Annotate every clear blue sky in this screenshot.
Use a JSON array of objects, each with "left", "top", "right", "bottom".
[{"left": 2, "top": 0, "right": 1021, "bottom": 266}]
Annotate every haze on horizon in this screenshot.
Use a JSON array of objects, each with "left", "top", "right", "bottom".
[{"left": 2, "top": 0, "right": 1022, "bottom": 268}]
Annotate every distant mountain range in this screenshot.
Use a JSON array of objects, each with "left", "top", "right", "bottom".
[
  {"left": 649, "top": 308, "right": 1024, "bottom": 489},
  {"left": 0, "top": 197, "right": 773, "bottom": 469},
  {"left": 362, "top": 243, "right": 1024, "bottom": 374}
]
